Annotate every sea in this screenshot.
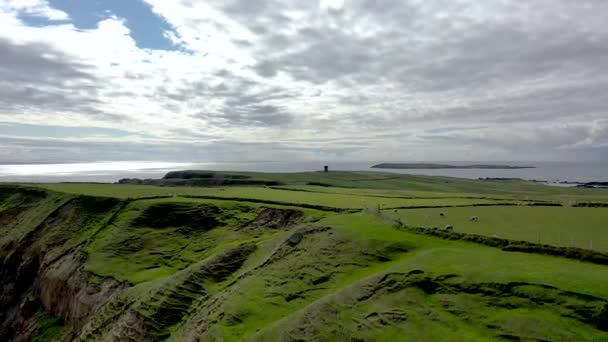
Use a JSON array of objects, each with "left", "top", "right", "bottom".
[{"left": 0, "top": 160, "right": 607, "bottom": 184}]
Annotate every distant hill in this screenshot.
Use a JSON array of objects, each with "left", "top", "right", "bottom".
[
  {"left": 372, "top": 163, "right": 535, "bottom": 169},
  {"left": 118, "top": 170, "right": 283, "bottom": 186}
]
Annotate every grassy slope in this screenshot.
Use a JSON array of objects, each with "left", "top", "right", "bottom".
[
  {"left": 85, "top": 197, "right": 329, "bottom": 285},
  {"left": 323, "top": 213, "right": 608, "bottom": 298},
  {"left": 249, "top": 214, "right": 608, "bottom": 341},
  {"left": 0, "top": 186, "right": 70, "bottom": 243},
  {"left": 3, "top": 173, "right": 608, "bottom": 341}
]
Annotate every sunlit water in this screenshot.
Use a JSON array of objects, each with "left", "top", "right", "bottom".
[
  {"left": 0, "top": 161, "right": 190, "bottom": 183},
  {"left": 0, "top": 160, "right": 607, "bottom": 183}
]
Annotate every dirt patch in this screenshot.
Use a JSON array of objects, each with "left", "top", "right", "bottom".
[
  {"left": 203, "top": 243, "right": 257, "bottom": 282},
  {"left": 38, "top": 252, "right": 126, "bottom": 331},
  {"left": 0, "top": 248, "right": 126, "bottom": 341},
  {"left": 0, "top": 210, "right": 22, "bottom": 228},
  {"left": 365, "top": 309, "right": 408, "bottom": 326},
  {"left": 240, "top": 207, "right": 304, "bottom": 231},
  {"left": 356, "top": 271, "right": 438, "bottom": 302},
  {"left": 133, "top": 203, "right": 222, "bottom": 233},
  {"left": 103, "top": 309, "right": 153, "bottom": 342}
]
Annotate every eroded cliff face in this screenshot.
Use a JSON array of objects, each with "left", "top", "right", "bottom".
[
  {"left": 38, "top": 252, "right": 125, "bottom": 332},
  {"left": 0, "top": 187, "right": 124, "bottom": 341},
  {"left": 4, "top": 251, "right": 125, "bottom": 342},
  {"left": 0, "top": 186, "right": 308, "bottom": 341}
]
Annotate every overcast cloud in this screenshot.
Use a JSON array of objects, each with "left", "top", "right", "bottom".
[{"left": 0, "top": 0, "right": 607, "bottom": 163}]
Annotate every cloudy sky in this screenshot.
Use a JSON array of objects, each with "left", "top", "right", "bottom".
[{"left": 0, "top": 0, "right": 607, "bottom": 163}]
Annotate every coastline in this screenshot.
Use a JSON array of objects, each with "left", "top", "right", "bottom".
[{"left": 0, "top": 161, "right": 607, "bottom": 184}]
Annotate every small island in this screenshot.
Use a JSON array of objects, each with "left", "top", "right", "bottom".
[{"left": 371, "top": 163, "right": 535, "bottom": 169}]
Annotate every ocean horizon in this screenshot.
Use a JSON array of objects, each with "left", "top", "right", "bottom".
[{"left": 0, "top": 160, "right": 607, "bottom": 184}]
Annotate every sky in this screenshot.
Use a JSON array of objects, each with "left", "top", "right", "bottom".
[{"left": 0, "top": 0, "right": 607, "bottom": 163}]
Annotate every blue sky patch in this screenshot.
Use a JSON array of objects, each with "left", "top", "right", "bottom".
[
  {"left": 19, "top": 0, "right": 179, "bottom": 50},
  {"left": 16, "top": 12, "right": 69, "bottom": 27}
]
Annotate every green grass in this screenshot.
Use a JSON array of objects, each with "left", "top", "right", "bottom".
[
  {"left": 225, "top": 170, "right": 608, "bottom": 201},
  {"left": 83, "top": 198, "right": 249, "bottom": 284},
  {"left": 84, "top": 197, "right": 329, "bottom": 284},
  {"left": 0, "top": 187, "right": 70, "bottom": 242},
  {"left": 30, "top": 311, "right": 67, "bottom": 342},
  {"left": 384, "top": 206, "right": 608, "bottom": 251},
  {"left": 37, "top": 183, "right": 534, "bottom": 210},
  {"left": 245, "top": 213, "right": 608, "bottom": 341},
  {"left": 321, "top": 213, "right": 608, "bottom": 298},
  {"left": 4, "top": 173, "right": 608, "bottom": 341},
  {"left": 276, "top": 184, "right": 481, "bottom": 198},
  {"left": 183, "top": 220, "right": 422, "bottom": 341},
  {"left": 37, "top": 169, "right": 608, "bottom": 205}
]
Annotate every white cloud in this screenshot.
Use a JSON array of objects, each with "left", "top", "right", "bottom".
[
  {"left": 320, "top": 0, "right": 345, "bottom": 11},
  {"left": 0, "top": 0, "right": 607, "bottom": 162}
]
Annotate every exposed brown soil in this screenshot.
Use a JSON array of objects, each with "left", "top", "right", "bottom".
[
  {"left": 132, "top": 203, "right": 222, "bottom": 234},
  {"left": 0, "top": 196, "right": 123, "bottom": 341},
  {"left": 104, "top": 310, "right": 153, "bottom": 342},
  {"left": 240, "top": 207, "right": 304, "bottom": 231},
  {"left": 0, "top": 248, "right": 125, "bottom": 341},
  {"left": 39, "top": 252, "right": 126, "bottom": 331},
  {"left": 203, "top": 243, "right": 258, "bottom": 282}
]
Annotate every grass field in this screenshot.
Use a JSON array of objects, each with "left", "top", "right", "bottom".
[
  {"left": 2, "top": 172, "right": 608, "bottom": 341},
  {"left": 243, "top": 213, "right": 608, "bottom": 341},
  {"left": 38, "top": 170, "right": 608, "bottom": 203},
  {"left": 37, "top": 183, "right": 533, "bottom": 209},
  {"left": 384, "top": 206, "right": 608, "bottom": 251}
]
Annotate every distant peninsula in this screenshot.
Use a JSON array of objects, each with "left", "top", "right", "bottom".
[{"left": 371, "top": 163, "right": 535, "bottom": 169}]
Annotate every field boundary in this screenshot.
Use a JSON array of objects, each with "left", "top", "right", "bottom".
[
  {"left": 573, "top": 202, "right": 608, "bottom": 208},
  {"left": 400, "top": 225, "right": 608, "bottom": 266},
  {"left": 179, "top": 195, "right": 357, "bottom": 212},
  {"left": 272, "top": 186, "right": 555, "bottom": 203},
  {"left": 384, "top": 202, "right": 562, "bottom": 210}
]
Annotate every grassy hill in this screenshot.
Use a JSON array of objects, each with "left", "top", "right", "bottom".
[{"left": 1, "top": 171, "right": 608, "bottom": 341}]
